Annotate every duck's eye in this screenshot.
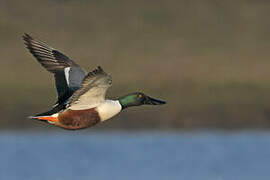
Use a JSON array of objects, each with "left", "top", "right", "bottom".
[{"left": 138, "top": 94, "right": 143, "bottom": 98}]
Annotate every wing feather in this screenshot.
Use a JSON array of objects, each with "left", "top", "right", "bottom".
[
  {"left": 23, "top": 33, "right": 86, "bottom": 105},
  {"left": 67, "top": 66, "right": 112, "bottom": 110},
  {"left": 23, "top": 33, "right": 75, "bottom": 73}
]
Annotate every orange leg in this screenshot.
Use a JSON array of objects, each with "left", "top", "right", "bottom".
[{"left": 37, "top": 116, "right": 58, "bottom": 122}]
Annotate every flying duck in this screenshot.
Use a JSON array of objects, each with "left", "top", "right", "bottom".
[{"left": 23, "top": 33, "right": 166, "bottom": 130}]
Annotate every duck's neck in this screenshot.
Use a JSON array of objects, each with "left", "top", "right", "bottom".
[{"left": 118, "top": 95, "right": 139, "bottom": 109}]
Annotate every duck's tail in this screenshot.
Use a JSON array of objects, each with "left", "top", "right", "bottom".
[
  {"left": 28, "top": 103, "right": 65, "bottom": 123},
  {"left": 28, "top": 114, "right": 58, "bottom": 124}
]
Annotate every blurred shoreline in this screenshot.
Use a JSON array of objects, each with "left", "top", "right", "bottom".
[{"left": 1, "top": 0, "right": 270, "bottom": 130}]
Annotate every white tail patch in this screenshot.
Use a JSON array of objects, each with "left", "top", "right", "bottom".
[{"left": 29, "top": 113, "right": 59, "bottom": 124}]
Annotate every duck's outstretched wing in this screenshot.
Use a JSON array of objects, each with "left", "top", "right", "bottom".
[
  {"left": 67, "top": 66, "right": 112, "bottom": 110},
  {"left": 23, "top": 33, "right": 86, "bottom": 105}
]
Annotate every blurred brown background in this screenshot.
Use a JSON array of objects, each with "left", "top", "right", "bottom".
[{"left": 1, "top": 0, "right": 270, "bottom": 130}]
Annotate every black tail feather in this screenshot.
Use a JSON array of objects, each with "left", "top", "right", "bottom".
[{"left": 29, "top": 103, "right": 65, "bottom": 118}]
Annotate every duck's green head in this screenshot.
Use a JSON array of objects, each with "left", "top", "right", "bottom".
[{"left": 119, "top": 92, "right": 166, "bottom": 109}]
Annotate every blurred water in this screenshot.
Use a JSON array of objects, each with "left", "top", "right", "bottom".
[{"left": 0, "top": 131, "right": 269, "bottom": 180}]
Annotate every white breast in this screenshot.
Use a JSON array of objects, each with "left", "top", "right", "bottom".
[{"left": 96, "top": 100, "right": 122, "bottom": 121}]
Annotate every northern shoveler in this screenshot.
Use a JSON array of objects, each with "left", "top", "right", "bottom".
[{"left": 23, "top": 33, "right": 166, "bottom": 130}]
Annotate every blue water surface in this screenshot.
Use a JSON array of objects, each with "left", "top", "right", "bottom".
[{"left": 0, "top": 131, "right": 269, "bottom": 180}]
